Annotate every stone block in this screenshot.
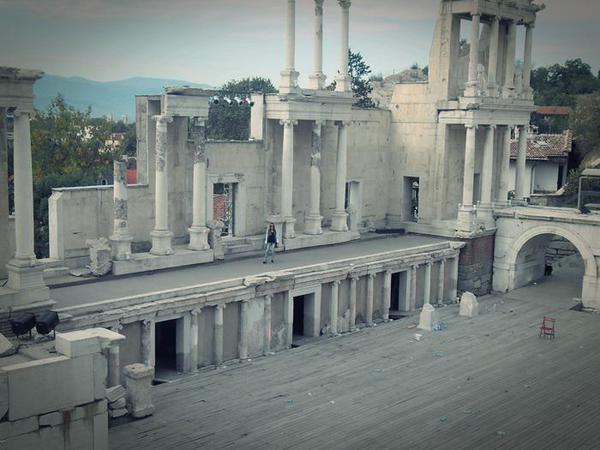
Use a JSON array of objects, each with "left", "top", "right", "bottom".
[
  {"left": 93, "top": 399, "right": 107, "bottom": 415},
  {"left": 39, "top": 411, "right": 63, "bottom": 427},
  {"left": 0, "top": 371, "right": 7, "bottom": 420},
  {"left": 109, "top": 407, "right": 128, "bottom": 418},
  {"left": 94, "top": 352, "right": 107, "bottom": 400},
  {"left": 109, "top": 397, "right": 126, "bottom": 410},
  {"left": 417, "top": 304, "right": 438, "bottom": 331},
  {"left": 5, "top": 416, "right": 38, "bottom": 437},
  {"left": 0, "top": 333, "right": 15, "bottom": 357},
  {"left": 459, "top": 292, "right": 479, "bottom": 318},
  {"left": 55, "top": 333, "right": 100, "bottom": 358},
  {"left": 93, "top": 412, "right": 108, "bottom": 450},
  {"left": 105, "top": 385, "right": 126, "bottom": 403},
  {"left": 124, "top": 363, "right": 154, "bottom": 418}
]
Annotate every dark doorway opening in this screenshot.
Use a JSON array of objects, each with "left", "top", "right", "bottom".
[
  {"left": 391, "top": 273, "right": 400, "bottom": 310},
  {"left": 404, "top": 177, "right": 419, "bottom": 222},
  {"left": 293, "top": 295, "right": 305, "bottom": 337},
  {"left": 155, "top": 320, "right": 177, "bottom": 373}
]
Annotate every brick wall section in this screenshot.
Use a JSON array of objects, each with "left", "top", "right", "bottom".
[{"left": 455, "top": 234, "right": 495, "bottom": 296}]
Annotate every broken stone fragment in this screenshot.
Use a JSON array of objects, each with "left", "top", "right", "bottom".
[
  {"left": 105, "top": 384, "right": 126, "bottom": 403},
  {"left": 0, "top": 333, "right": 16, "bottom": 357},
  {"left": 459, "top": 292, "right": 479, "bottom": 318}
]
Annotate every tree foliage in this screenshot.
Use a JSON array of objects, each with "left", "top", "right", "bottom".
[
  {"left": 328, "top": 50, "right": 375, "bottom": 108},
  {"left": 570, "top": 91, "right": 600, "bottom": 166},
  {"left": 531, "top": 59, "right": 600, "bottom": 107},
  {"left": 206, "top": 77, "right": 276, "bottom": 140}
]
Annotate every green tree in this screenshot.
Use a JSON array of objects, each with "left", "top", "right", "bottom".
[
  {"left": 531, "top": 59, "right": 600, "bottom": 107},
  {"left": 206, "top": 77, "right": 276, "bottom": 140},
  {"left": 328, "top": 50, "right": 375, "bottom": 108},
  {"left": 570, "top": 91, "right": 600, "bottom": 166}
]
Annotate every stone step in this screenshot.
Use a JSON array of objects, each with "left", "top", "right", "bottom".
[{"left": 43, "top": 266, "right": 71, "bottom": 279}]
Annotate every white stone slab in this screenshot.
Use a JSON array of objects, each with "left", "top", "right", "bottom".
[
  {"left": 283, "top": 230, "right": 355, "bottom": 251},
  {"left": 459, "top": 292, "right": 479, "bottom": 318},
  {"left": 112, "top": 249, "right": 213, "bottom": 275},
  {"left": 417, "top": 304, "right": 439, "bottom": 331}
]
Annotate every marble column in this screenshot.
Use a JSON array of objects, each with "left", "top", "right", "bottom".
[
  {"left": 382, "top": 270, "right": 392, "bottom": 322},
  {"left": 280, "top": 0, "right": 299, "bottom": 93},
  {"left": 457, "top": 124, "right": 477, "bottom": 232},
  {"left": 6, "top": 111, "right": 48, "bottom": 300},
  {"left": 305, "top": 121, "right": 323, "bottom": 234},
  {"left": 107, "top": 343, "right": 120, "bottom": 387},
  {"left": 188, "top": 119, "right": 210, "bottom": 251},
  {"left": 477, "top": 125, "right": 495, "bottom": 228},
  {"left": 330, "top": 280, "right": 340, "bottom": 335},
  {"left": 214, "top": 304, "right": 225, "bottom": 366},
  {"left": 409, "top": 265, "right": 418, "bottom": 311},
  {"left": 366, "top": 273, "right": 374, "bottom": 326},
  {"left": 110, "top": 159, "right": 132, "bottom": 260},
  {"left": 150, "top": 115, "right": 174, "bottom": 256},
  {"left": 503, "top": 20, "right": 517, "bottom": 97},
  {"left": 450, "top": 257, "right": 459, "bottom": 302},
  {"left": 190, "top": 309, "right": 201, "bottom": 371},
  {"left": 309, "top": 0, "right": 326, "bottom": 90},
  {"left": 238, "top": 300, "right": 249, "bottom": 360},
  {"left": 283, "top": 290, "right": 293, "bottom": 347},
  {"left": 515, "top": 126, "right": 528, "bottom": 201},
  {"left": 424, "top": 261, "right": 433, "bottom": 305},
  {"left": 465, "top": 11, "right": 482, "bottom": 97},
  {"left": 496, "top": 126, "right": 513, "bottom": 205},
  {"left": 437, "top": 259, "right": 446, "bottom": 306},
  {"left": 349, "top": 274, "right": 358, "bottom": 331},
  {"left": 335, "top": 0, "right": 352, "bottom": 92},
  {"left": 331, "top": 121, "right": 349, "bottom": 232},
  {"left": 487, "top": 16, "right": 500, "bottom": 96},
  {"left": 263, "top": 295, "right": 272, "bottom": 355},
  {"left": 523, "top": 23, "right": 535, "bottom": 98},
  {"left": 141, "top": 319, "right": 154, "bottom": 367},
  {"left": 280, "top": 119, "right": 297, "bottom": 239}
]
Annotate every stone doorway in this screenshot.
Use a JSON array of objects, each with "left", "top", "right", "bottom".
[
  {"left": 404, "top": 177, "right": 419, "bottom": 222},
  {"left": 155, "top": 319, "right": 178, "bottom": 376},
  {"left": 213, "top": 182, "right": 236, "bottom": 236},
  {"left": 390, "top": 271, "right": 409, "bottom": 318},
  {"left": 292, "top": 295, "right": 306, "bottom": 339},
  {"left": 345, "top": 180, "right": 361, "bottom": 231}
]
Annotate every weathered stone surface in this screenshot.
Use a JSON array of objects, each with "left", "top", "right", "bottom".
[
  {"left": 459, "top": 292, "right": 479, "bottom": 318},
  {"left": 105, "top": 384, "right": 126, "bottom": 403},
  {"left": 109, "top": 397, "right": 126, "bottom": 410},
  {"left": 109, "top": 407, "right": 128, "bottom": 418},
  {"left": 0, "top": 332, "right": 15, "bottom": 357},
  {"left": 86, "top": 237, "right": 112, "bottom": 276},
  {"left": 39, "top": 411, "right": 63, "bottom": 427},
  {"left": 124, "top": 363, "right": 154, "bottom": 418},
  {"left": 417, "top": 304, "right": 438, "bottom": 331}
]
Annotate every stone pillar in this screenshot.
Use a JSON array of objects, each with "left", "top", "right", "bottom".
[
  {"left": 437, "top": 259, "right": 446, "bottom": 306},
  {"left": 188, "top": 119, "right": 210, "bottom": 251},
  {"left": 457, "top": 124, "right": 477, "bottom": 233},
  {"left": 110, "top": 159, "right": 132, "bottom": 260},
  {"left": 330, "top": 280, "right": 340, "bottom": 335},
  {"left": 503, "top": 20, "right": 517, "bottom": 97},
  {"left": 141, "top": 319, "right": 154, "bottom": 367},
  {"left": 349, "top": 274, "right": 358, "bottom": 331},
  {"left": 123, "top": 363, "right": 155, "bottom": 418},
  {"left": 190, "top": 309, "right": 200, "bottom": 372},
  {"left": 424, "top": 261, "right": 433, "bottom": 305},
  {"left": 305, "top": 121, "right": 323, "bottom": 235},
  {"left": 150, "top": 115, "right": 174, "bottom": 256},
  {"left": 515, "top": 126, "right": 528, "bottom": 201},
  {"left": 450, "top": 257, "right": 459, "bottom": 302},
  {"left": 382, "top": 270, "right": 392, "bottom": 322},
  {"left": 238, "top": 300, "right": 249, "bottom": 360},
  {"left": 280, "top": 119, "right": 297, "bottom": 239},
  {"left": 465, "top": 11, "right": 482, "bottom": 96},
  {"left": 309, "top": 0, "right": 326, "bottom": 90},
  {"left": 331, "top": 121, "right": 349, "bottom": 232},
  {"left": 280, "top": 0, "right": 299, "bottom": 93},
  {"left": 366, "top": 273, "right": 374, "bottom": 326},
  {"left": 283, "top": 290, "right": 293, "bottom": 347},
  {"left": 477, "top": 125, "right": 495, "bottom": 228},
  {"left": 487, "top": 16, "right": 500, "bottom": 96},
  {"left": 335, "top": 0, "right": 352, "bottom": 92},
  {"left": 214, "top": 304, "right": 225, "bottom": 366},
  {"left": 409, "top": 265, "right": 418, "bottom": 311},
  {"left": 107, "top": 343, "right": 120, "bottom": 387},
  {"left": 523, "top": 23, "right": 535, "bottom": 97},
  {"left": 496, "top": 125, "right": 513, "bottom": 205},
  {"left": 263, "top": 295, "right": 272, "bottom": 355}
]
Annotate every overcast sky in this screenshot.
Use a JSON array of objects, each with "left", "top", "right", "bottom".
[{"left": 0, "top": 0, "right": 598, "bottom": 86}]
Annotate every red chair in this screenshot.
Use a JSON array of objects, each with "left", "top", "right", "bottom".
[{"left": 539, "top": 316, "right": 556, "bottom": 339}]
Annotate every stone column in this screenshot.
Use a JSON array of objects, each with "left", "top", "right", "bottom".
[
  {"left": 110, "top": 159, "right": 132, "bottom": 260},
  {"left": 487, "top": 16, "right": 500, "bottom": 96},
  {"left": 331, "top": 121, "right": 349, "bottom": 232},
  {"left": 496, "top": 126, "right": 513, "bottom": 205},
  {"left": 214, "top": 304, "right": 225, "bottom": 366},
  {"left": 503, "top": 20, "right": 517, "bottom": 97},
  {"left": 437, "top": 259, "right": 446, "bottom": 306},
  {"left": 382, "top": 270, "right": 392, "bottom": 322},
  {"left": 141, "top": 319, "right": 154, "bottom": 367},
  {"left": 283, "top": 290, "right": 294, "bottom": 347},
  {"left": 465, "top": 11, "right": 482, "bottom": 96},
  {"left": 335, "top": 0, "right": 352, "bottom": 92},
  {"left": 305, "top": 121, "right": 323, "bottom": 234},
  {"left": 457, "top": 124, "right": 477, "bottom": 232},
  {"left": 330, "top": 280, "right": 340, "bottom": 335},
  {"left": 188, "top": 119, "right": 210, "bottom": 251},
  {"left": 515, "top": 126, "right": 528, "bottom": 201},
  {"left": 349, "top": 274, "right": 358, "bottom": 331},
  {"left": 523, "top": 23, "right": 535, "bottom": 98},
  {"left": 424, "top": 261, "right": 433, "bottom": 305},
  {"left": 190, "top": 309, "right": 200, "bottom": 372},
  {"left": 280, "top": 0, "right": 299, "bottom": 93},
  {"left": 263, "top": 295, "right": 272, "bottom": 355},
  {"left": 150, "top": 115, "right": 174, "bottom": 256},
  {"left": 107, "top": 343, "right": 120, "bottom": 387},
  {"left": 238, "top": 300, "right": 249, "bottom": 360},
  {"left": 409, "top": 265, "right": 418, "bottom": 311},
  {"left": 450, "top": 257, "right": 459, "bottom": 302},
  {"left": 309, "top": 0, "right": 326, "bottom": 90},
  {"left": 280, "top": 119, "right": 297, "bottom": 239},
  {"left": 477, "top": 125, "right": 495, "bottom": 228},
  {"left": 366, "top": 273, "right": 374, "bottom": 326}
]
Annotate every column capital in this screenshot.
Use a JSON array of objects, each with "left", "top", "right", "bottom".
[
  {"left": 153, "top": 114, "right": 173, "bottom": 126},
  {"left": 338, "top": 0, "right": 351, "bottom": 9},
  {"left": 280, "top": 119, "right": 298, "bottom": 127},
  {"left": 216, "top": 303, "right": 227, "bottom": 311},
  {"left": 264, "top": 293, "right": 273, "bottom": 301},
  {"left": 112, "top": 321, "right": 124, "bottom": 332},
  {"left": 526, "top": 21, "right": 535, "bottom": 29},
  {"left": 191, "top": 308, "right": 202, "bottom": 317},
  {"left": 142, "top": 318, "right": 153, "bottom": 328},
  {"left": 12, "top": 110, "right": 31, "bottom": 119},
  {"left": 332, "top": 279, "right": 341, "bottom": 287},
  {"left": 465, "top": 123, "right": 478, "bottom": 130},
  {"left": 411, "top": 264, "right": 419, "bottom": 271},
  {"left": 349, "top": 272, "right": 359, "bottom": 281},
  {"left": 335, "top": 120, "right": 351, "bottom": 128},
  {"left": 315, "top": 0, "right": 324, "bottom": 14},
  {"left": 488, "top": 124, "right": 497, "bottom": 130}
]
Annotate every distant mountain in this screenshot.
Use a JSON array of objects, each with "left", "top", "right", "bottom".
[{"left": 34, "top": 74, "right": 213, "bottom": 119}]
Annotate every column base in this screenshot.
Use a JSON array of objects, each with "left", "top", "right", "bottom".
[
  {"left": 279, "top": 69, "right": 299, "bottom": 94},
  {"left": 304, "top": 214, "right": 323, "bottom": 235},
  {"left": 283, "top": 217, "right": 296, "bottom": 239},
  {"left": 150, "top": 230, "right": 173, "bottom": 256},
  {"left": 5, "top": 259, "right": 50, "bottom": 305},
  {"left": 463, "top": 81, "right": 479, "bottom": 97},
  {"left": 308, "top": 73, "right": 326, "bottom": 90},
  {"left": 456, "top": 205, "right": 476, "bottom": 233},
  {"left": 188, "top": 226, "right": 210, "bottom": 251},
  {"left": 331, "top": 211, "right": 348, "bottom": 232},
  {"left": 476, "top": 204, "right": 495, "bottom": 229},
  {"left": 417, "top": 304, "right": 438, "bottom": 331},
  {"left": 110, "top": 234, "right": 133, "bottom": 261},
  {"left": 487, "top": 83, "right": 499, "bottom": 97},
  {"left": 335, "top": 75, "right": 351, "bottom": 93},
  {"left": 502, "top": 87, "right": 515, "bottom": 99}
]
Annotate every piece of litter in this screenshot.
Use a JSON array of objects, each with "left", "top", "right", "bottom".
[
  {"left": 439, "top": 416, "right": 448, "bottom": 422},
  {"left": 414, "top": 333, "right": 423, "bottom": 341},
  {"left": 524, "top": 384, "right": 530, "bottom": 388},
  {"left": 247, "top": 359, "right": 252, "bottom": 362},
  {"left": 434, "top": 352, "right": 445, "bottom": 358},
  {"left": 329, "top": 400, "right": 335, "bottom": 405},
  {"left": 497, "top": 431, "right": 506, "bottom": 437},
  {"left": 463, "top": 409, "right": 472, "bottom": 414},
  {"left": 308, "top": 392, "right": 312, "bottom": 396},
  {"left": 433, "top": 322, "right": 448, "bottom": 331}
]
